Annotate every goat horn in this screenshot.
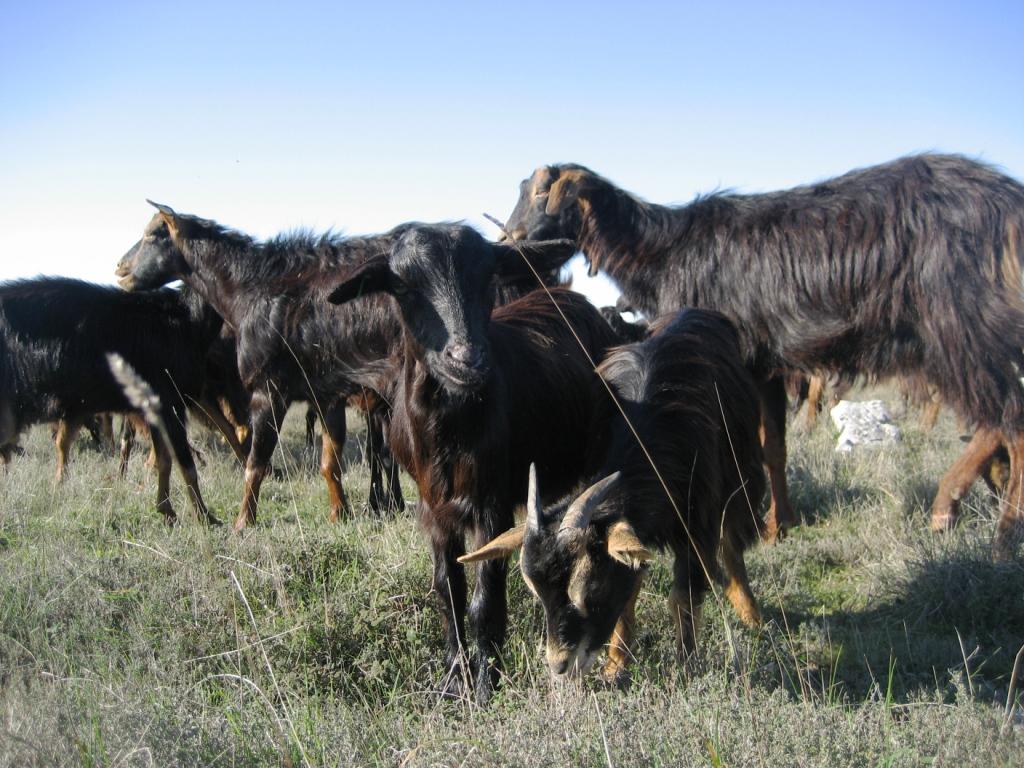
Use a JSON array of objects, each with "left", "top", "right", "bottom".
[
  {"left": 559, "top": 471, "right": 621, "bottom": 533},
  {"left": 527, "top": 463, "right": 542, "bottom": 532}
]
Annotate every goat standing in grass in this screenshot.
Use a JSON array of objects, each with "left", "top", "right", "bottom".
[
  {"left": 328, "top": 223, "right": 619, "bottom": 702},
  {"left": 117, "top": 204, "right": 409, "bottom": 529},
  {"left": 464, "top": 309, "right": 766, "bottom": 683},
  {"left": 504, "top": 154, "right": 1024, "bottom": 558},
  {"left": 0, "top": 278, "right": 221, "bottom": 524}
]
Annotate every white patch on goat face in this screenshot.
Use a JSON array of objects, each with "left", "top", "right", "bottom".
[{"left": 567, "top": 552, "right": 592, "bottom": 616}]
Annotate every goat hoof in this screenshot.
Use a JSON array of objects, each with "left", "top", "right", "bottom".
[
  {"left": 435, "top": 667, "right": 468, "bottom": 701},
  {"left": 600, "top": 663, "right": 632, "bottom": 690},
  {"left": 930, "top": 511, "right": 958, "bottom": 533},
  {"left": 761, "top": 523, "right": 788, "bottom": 545}
]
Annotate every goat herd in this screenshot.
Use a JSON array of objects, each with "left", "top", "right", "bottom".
[{"left": 1, "top": 153, "right": 1023, "bottom": 703}]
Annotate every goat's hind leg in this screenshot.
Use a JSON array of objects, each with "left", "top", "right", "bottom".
[
  {"left": 758, "top": 376, "right": 795, "bottom": 543},
  {"left": 150, "top": 427, "right": 177, "bottom": 524},
  {"left": 930, "top": 427, "right": 1002, "bottom": 532},
  {"left": 53, "top": 418, "right": 82, "bottom": 483}
]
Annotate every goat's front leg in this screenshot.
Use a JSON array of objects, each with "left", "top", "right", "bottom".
[
  {"left": 601, "top": 571, "right": 645, "bottom": 687},
  {"left": 467, "top": 504, "right": 513, "bottom": 704},
  {"left": 669, "top": 548, "right": 712, "bottom": 661},
  {"left": 162, "top": 403, "right": 218, "bottom": 526},
  {"left": 319, "top": 400, "right": 352, "bottom": 523},
  {"left": 236, "top": 387, "right": 288, "bottom": 531},
  {"left": 428, "top": 518, "right": 469, "bottom": 698}
]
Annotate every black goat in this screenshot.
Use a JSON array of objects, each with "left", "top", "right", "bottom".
[
  {"left": 463, "top": 310, "right": 765, "bottom": 682},
  {"left": 327, "top": 224, "right": 619, "bottom": 702},
  {"left": 0, "top": 278, "right": 221, "bottom": 523},
  {"left": 116, "top": 203, "right": 408, "bottom": 530},
  {"left": 504, "top": 154, "right": 1024, "bottom": 558}
]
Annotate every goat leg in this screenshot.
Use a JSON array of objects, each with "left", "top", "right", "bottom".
[
  {"left": 930, "top": 427, "right": 1002, "bottom": 532},
  {"left": 320, "top": 401, "right": 352, "bottom": 523},
  {"left": 236, "top": 389, "right": 287, "bottom": 531},
  {"left": 429, "top": 522, "right": 470, "bottom": 698}
]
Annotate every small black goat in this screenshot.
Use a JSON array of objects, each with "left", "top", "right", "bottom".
[
  {"left": 328, "top": 224, "right": 619, "bottom": 702},
  {"left": 464, "top": 310, "right": 765, "bottom": 682},
  {"left": 504, "top": 154, "right": 1024, "bottom": 557},
  {"left": 0, "top": 277, "right": 222, "bottom": 523},
  {"left": 116, "top": 203, "right": 408, "bottom": 530}
]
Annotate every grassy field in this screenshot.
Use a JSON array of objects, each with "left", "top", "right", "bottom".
[{"left": 1, "top": 394, "right": 1023, "bottom": 767}]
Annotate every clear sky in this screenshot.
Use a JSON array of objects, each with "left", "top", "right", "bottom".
[{"left": 2, "top": 1, "right": 1022, "bottom": 307}]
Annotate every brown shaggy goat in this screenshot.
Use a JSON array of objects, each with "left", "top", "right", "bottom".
[{"left": 503, "top": 154, "right": 1024, "bottom": 559}]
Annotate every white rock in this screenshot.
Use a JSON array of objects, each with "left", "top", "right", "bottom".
[{"left": 830, "top": 399, "right": 902, "bottom": 453}]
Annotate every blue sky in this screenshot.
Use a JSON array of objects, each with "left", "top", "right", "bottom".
[{"left": 2, "top": 1, "right": 1022, "bottom": 305}]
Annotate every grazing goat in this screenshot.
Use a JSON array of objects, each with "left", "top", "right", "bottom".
[
  {"left": 0, "top": 278, "right": 221, "bottom": 523},
  {"left": 117, "top": 203, "right": 408, "bottom": 530},
  {"left": 327, "top": 224, "right": 619, "bottom": 702},
  {"left": 504, "top": 154, "right": 1024, "bottom": 558},
  {"left": 463, "top": 310, "right": 765, "bottom": 682}
]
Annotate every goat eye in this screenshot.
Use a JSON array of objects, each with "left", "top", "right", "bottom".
[{"left": 391, "top": 281, "right": 409, "bottom": 296}]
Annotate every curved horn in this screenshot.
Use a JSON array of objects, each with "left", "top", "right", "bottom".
[
  {"left": 559, "top": 471, "right": 621, "bottom": 534},
  {"left": 526, "top": 463, "right": 543, "bottom": 532}
]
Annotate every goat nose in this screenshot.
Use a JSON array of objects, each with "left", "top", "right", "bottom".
[{"left": 446, "top": 341, "right": 475, "bottom": 366}]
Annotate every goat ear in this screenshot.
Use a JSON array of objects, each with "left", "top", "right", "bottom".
[
  {"left": 327, "top": 254, "right": 392, "bottom": 305},
  {"left": 146, "top": 199, "right": 186, "bottom": 237},
  {"left": 458, "top": 526, "right": 526, "bottom": 564},
  {"left": 545, "top": 173, "right": 583, "bottom": 216},
  {"left": 606, "top": 520, "right": 652, "bottom": 569},
  {"left": 491, "top": 239, "right": 578, "bottom": 281}
]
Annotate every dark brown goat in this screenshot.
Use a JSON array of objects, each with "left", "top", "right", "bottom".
[
  {"left": 463, "top": 310, "right": 766, "bottom": 682},
  {"left": 0, "top": 278, "right": 221, "bottom": 523},
  {"left": 327, "top": 224, "right": 619, "bottom": 702},
  {"left": 504, "top": 154, "right": 1024, "bottom": 558},
  {"left": 116, "top": 203, "right": 408, "bottom": 530}
]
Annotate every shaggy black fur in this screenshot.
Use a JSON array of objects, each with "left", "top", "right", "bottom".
[
  {"left": 519, "top": 309, "right": 765, "bottom": 675},
  {"left": 117, "top": 206, "right": 409, "bottom": 530},
  {"left": 328, "top": 223, "right": 619, "bottom": 703},
  {"left": 0, "top": 277, "right": 222, "bottom": 523},
  {"left": 505, "top": 154, "right": 1024, "bottom": 548}
]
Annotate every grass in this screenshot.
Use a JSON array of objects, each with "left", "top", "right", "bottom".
[{"left": 1, "top": 392, "right": 1023, "bottom": 766}]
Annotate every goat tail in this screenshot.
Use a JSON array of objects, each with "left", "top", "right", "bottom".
[{"left": 106, "top": 353, "right": 171, "bottom": 457}]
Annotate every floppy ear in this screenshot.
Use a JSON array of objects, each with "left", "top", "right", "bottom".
[
  {"left": 545, "top": 174, "right": 582, "bottom": 216},
  {"left": 458, "top": 526, "right": 526, "bottom": 564},
  {"left": 491, "top": 238, "right": 578, "bottom": 282},
  {"left": 606, "top": 520, "right": 653, "bottom": 569},
  {"left": 327, "top": 253, "right": 392, "bottom": 305}
]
